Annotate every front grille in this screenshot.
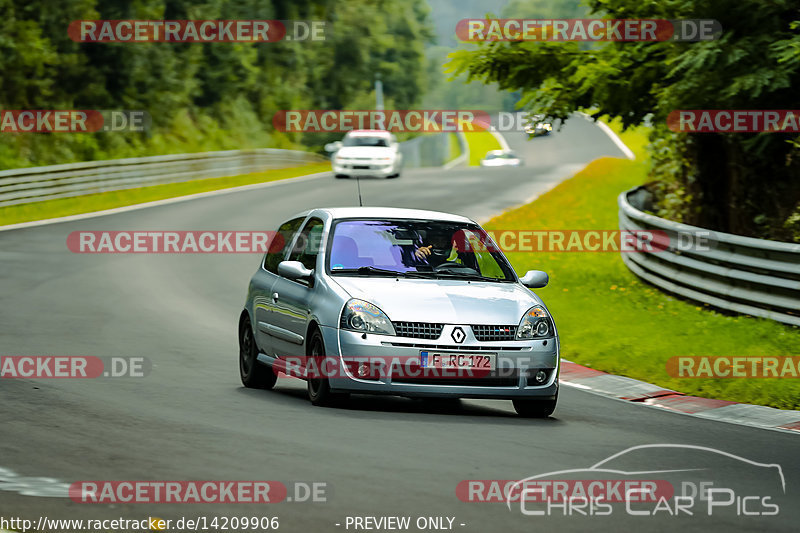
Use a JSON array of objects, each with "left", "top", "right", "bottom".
[
  {"left": 394, "top": 322, "right": 444, "bottom": 340},
  {"left": 393, "top": 369, "right": 520, "bottom": 387},
  {"left": 382, "top": 342, "right": 529, "bottom": 352},
  {"left": 471, "top": 325, "right": 518, "bottom": 342}
]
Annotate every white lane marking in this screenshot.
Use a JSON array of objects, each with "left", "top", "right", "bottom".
[
  {"left": 577, "top": 112, "right": 635, "bottom": 160},
  {"left": 0, "top": 466, "right": 70, "bottom": 498},
  {"left": 0, "top": 171, "right": 331, "bottom": 232},
  {"left": 560, "top": 381, "right": 592, "bottom": 390}
]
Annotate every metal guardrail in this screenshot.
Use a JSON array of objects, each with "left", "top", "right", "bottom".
[
  {"left": 443, "top": 131, "right": 469, "bottom": 170},
  {"left": 619, "top": 186, "right": 800, "bottom": 327},
  {"left": 398, "top": 132, "right": 457, "bottom": 168},
  {"left": 0, "top": 149, "right": 326, "bottom": 208}
]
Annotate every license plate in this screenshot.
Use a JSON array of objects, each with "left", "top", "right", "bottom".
[{"left": 420, "top": 351, "right": 496, "bottom": 370}]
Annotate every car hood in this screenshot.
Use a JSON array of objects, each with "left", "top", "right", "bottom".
[
  {"left": 336, "top": 146, "right": 395, "bottom": 159},
  {"left": 331, "top": 277, "right": 542, "bottom": 324}
]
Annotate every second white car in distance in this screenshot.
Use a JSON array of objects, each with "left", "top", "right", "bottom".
[{"left": 480, "top": 150, "right": 523, "bottom": 167}]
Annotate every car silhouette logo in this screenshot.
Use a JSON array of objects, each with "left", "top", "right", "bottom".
[{"left": 451, "top": 327, "right": 466, "bottom": 343}]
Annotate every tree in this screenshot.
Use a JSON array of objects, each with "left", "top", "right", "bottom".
[
  {"left": 448, "top": 0, "right": 800, "bottom": 240},
  {"left": 0, "top": 0, "right": 434, "bottom": 166}
]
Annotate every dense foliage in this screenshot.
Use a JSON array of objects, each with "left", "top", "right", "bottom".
[
  {"left": 0, "top": 0, "right": 433, "bottom": 167},
  {"left": 449, "top": 0, "right": 800, "bottom": 240}
]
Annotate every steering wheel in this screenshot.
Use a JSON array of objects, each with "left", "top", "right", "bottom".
[{"left": 434, "top": 261, "right": 477, "bottom": 273}]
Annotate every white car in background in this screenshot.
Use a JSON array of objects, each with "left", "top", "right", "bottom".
[
  {"left": 480, "top": 150, "right": 523, "bottom": 167},
  {"left": 328, "top": 130, "right": 403, "bottom": 179}
]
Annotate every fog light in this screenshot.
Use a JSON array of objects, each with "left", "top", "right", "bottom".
[
  {"left": 357, "top": 363, "right": 370, "bottom": 378},
  {"left": 534, "top": 370, "right": 547, "bottom": 384}
]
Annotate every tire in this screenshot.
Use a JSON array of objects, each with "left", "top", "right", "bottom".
[
  {"left": 239, "top": 314, "right": 277, "bottom": 389},
  {"left": 306, "top": 328, "right": 335, "bottom": 406},
  {"left": 390, "top": 162, "right": 402, "bottom": 178},
  {"left": 512, "top": 393, "right": 557, "bottom": 418},
  {"left": 334, "top": 174, "right": 348, "bottom": 179}
]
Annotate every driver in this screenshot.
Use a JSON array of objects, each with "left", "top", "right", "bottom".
[{"left": 413, "top": 229, "right": 458, "bottom": 267}]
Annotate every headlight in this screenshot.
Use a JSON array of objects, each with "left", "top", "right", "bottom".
[
  {"left": 516, "top": 306, "right": 554, "bottom": 339},
  {"left": 340, "top": 299, "right": 396, "bottom": 335}
]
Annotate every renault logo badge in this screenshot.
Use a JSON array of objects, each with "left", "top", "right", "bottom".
[{"left": 451, "top": 327, "right": 466, "bottom": 344}]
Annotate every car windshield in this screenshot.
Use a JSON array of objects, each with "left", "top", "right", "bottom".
[
  {"left": 485, "top": 152, "right": 516, "bottom": 160},
  {"left": 328, "top": 219, "right": 516, "bottom": 281},
  {"left": 342, "top": 136, "right": 389, "bottom": 147}
]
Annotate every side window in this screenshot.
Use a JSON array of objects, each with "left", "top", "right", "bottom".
[
  {"left": 288, "top": 217, "right": 325, "bottom": 272},
  {"left": 263, "top": 217, "right": 305, "bottom": 273}
]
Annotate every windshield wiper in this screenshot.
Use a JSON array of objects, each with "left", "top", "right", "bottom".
[
  {"left": 333, "top": 266, "right": 436, "bottom": 278},
  {"left": 432, "top": 270, "right": 505, "bottom": 282},
  {"left": 330, "top": 267, "right": 442, "bottom": 279},
  {"left": 330, "top": 266, "right": 502, "bottom": 281},
  {"left": 331, "top": 266, "right": 407, "bottom": 276},
  {"left": 401, "top": 270, "right": 440, "bottom": 278}
]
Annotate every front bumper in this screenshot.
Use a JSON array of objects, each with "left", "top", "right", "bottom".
[
  {"left": 321, "top": 325, "right": 559, "bottom": 399},
  {"left": 333, "top": 161, "right": 395, "bottom": 177}
]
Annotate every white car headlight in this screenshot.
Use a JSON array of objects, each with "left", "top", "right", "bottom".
[
  {"left": 516, "top": 306, "right": 553, "bottom": 339},
  {"left": 340, "top": 299, "right": 396, "bottom": 335}
]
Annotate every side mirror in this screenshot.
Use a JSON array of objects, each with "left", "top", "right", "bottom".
[
  {"left": 520, "top": 270, "right": 549, "bottom": 288},
  {"left": 324, "top": 141, "right": 343, "bottom": 152},
  {"left": 278, "top": 260, "right": 313, "bottom": 280}
]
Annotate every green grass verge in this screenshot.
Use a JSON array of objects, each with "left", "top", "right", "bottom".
[
  {"left": 0, "top": 162, "right": 331, "bottom": 226},
  {"left": 463, "top": 130, "right": 502, "bottom": 166},
  {"left": 485, "top": 123, "right": 800, "bottom": 410},
  {"left": 448, "top": 133, "right": 462, "bottom": 163}
]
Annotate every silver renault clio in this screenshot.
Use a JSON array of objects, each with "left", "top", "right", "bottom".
[{"left": 238, "top": 207, "right": 559, "bottom": 417}]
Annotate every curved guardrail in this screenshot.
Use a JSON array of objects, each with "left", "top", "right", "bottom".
[
  {"left": 398, "top": 132, "right": 458, "bottom": 168},
  {"left": 618, "top": 186, "right": 800, "bottom": 327},
  {"left": 0, "top": 148, "right": 326, "bottom": 208},
  {"left": 442, "top": 132, "right": 468, "bottom": 170}
]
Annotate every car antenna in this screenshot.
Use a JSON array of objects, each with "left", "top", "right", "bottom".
[{"left": 356, "top": 176, "right": 363, "bottom": 206}]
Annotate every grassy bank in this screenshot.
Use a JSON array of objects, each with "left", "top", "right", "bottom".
[
  {"left": 0, "top": 162, "right": 330, "bottom": 226},
  {"left": 485, "top": 123, "right": 800, "bottom": 410},
  {"left": 448, "top": 133, "right": 462, "bottom": 163},
  {"left": 463, "top": 130, "right": 502, "bottom": 166}
]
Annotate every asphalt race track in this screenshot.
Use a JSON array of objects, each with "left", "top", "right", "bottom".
[{"left": 1, "top": 116, "right": 797, "bottom": 532}]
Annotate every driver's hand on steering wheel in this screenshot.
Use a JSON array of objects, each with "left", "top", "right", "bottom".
[{"left": 414, "top": 245, "right": 433, "bottom": 260}]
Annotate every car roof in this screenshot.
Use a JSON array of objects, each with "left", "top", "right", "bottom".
[
  {"left": 289, "top": 207, "right": 474, "bottom": 224},
  {"left": 345, "top": 130, "right": 392, "bottom": 137}
]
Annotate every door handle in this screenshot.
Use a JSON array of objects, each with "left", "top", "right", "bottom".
[{"left": 271, "top": 292, "right": 279, "bottom": 302}]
